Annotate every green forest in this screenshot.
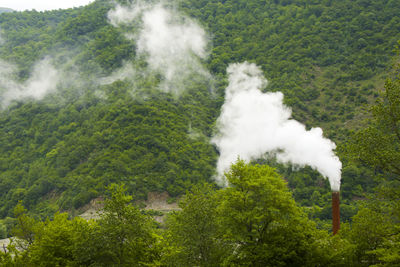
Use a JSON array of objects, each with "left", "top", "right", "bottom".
[{"left": 0, "top": 0, "right": 399, "bottom": 265}]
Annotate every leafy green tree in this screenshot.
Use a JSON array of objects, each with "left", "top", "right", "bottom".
[
  {"left": 2, "top": 186, "right": 160, "bottom": 266},
  {"left": 345, "top": 63, "right": 400, "bottom": 266},
  {"left": 343, "top": 206, "right": 394, "bottom": 266},
  {"left": 162, "top": 183, "right": 227, "bottom": 266},
  {"left": 347, "top": 64, "right": 400, "bottom": 179},
  {"left": 372, "top": 225, "right": 400, "bottom": 266},
  {"left": 11, "top": 203, "right": 40, "bottom": 251},
  {"left": 217, "top": 160, "right": 322, "bottom": 266},
  {"left": 92, "top": 184, "right": 159, "bottom": 266},
  {"left": 28, "top": 213, "right": 94, "bottom": 267},
  {"left": 4, "top": 204, "right": 96, "bottom": 266},
  {"left": 162, "top": 162, "right": 355, "bottom": 266}
]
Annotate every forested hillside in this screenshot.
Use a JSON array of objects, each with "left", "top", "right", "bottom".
[
  {"left": 0, "top": 0, "right": 220, "bottom": 218},
  {"left": 0, "top": 0, "right": 398, "bottom": 234},
  {"left": 0, "top": 8, "right": 13, "bottom": 14},
  {"left": 183, "top": 0, "right": 400, "bottom": 133},
  {"left": 0, "top": 0, "right": 400, "bottom": 265}
]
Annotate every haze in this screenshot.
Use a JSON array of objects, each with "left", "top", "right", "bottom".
[{"left": 0, "top": 0, "right": 93, "bottom": 11}]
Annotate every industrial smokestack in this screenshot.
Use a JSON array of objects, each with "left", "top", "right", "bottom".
[{"left": 332, "top": 191, "right": 340, "bottom": 235}]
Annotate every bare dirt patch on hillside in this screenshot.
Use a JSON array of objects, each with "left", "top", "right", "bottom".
[
  {"left": 78, "top": 192, "right": 180, "bottom": 223},
  {"left": 143, "top": 192, "right": 179, "bottom": 212},
  {"left": 78, "top": 197, "right": 104, "bottom": 220},
  {"left": 0, "top": 238, "right": 10, "bottom": 253}
]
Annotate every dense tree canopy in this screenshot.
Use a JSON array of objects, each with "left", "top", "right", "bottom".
[
  {"left": 1, "top": 184, "right": 159, "bottom": 266},
  {"left": 348, "top": 63, "right": 400, "bottom": 179},
  {"left": 0, "top": 0, "right": 395, "bottom": 220},
  {"left": 343, "top": 63, "right": 400, "bottom": 266},
  {"left": 0, "top": 164, "right": 355, "bottom": 266},
  {"left": 0, "top": 1, "right": 399, "bottom": 265}
]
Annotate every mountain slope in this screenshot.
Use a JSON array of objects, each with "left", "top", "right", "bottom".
[
  {"left": 0, "top": 8, "right": 13, "bottom": 14},
  {"left": 0, "top": 0, "right": 398, "bottom": 218},
  {"left": 181, "top": 0, "right": 400, "bottom": 138}
]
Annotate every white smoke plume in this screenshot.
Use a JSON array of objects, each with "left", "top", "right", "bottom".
[
  {"left": 108, "top": 1, "right": 146, "bottom": 26},
  {"left": 212, "top": 62, "right": 342, "bottom": 191},
  {"left": 0, "top": 58, "right": 60, "bottom": 107},
  {"left": 108, "top": 1, "right": 210, "bottom": 94},
  {"left": 98, "top": 62, "right": 136, "bottom": 85}
]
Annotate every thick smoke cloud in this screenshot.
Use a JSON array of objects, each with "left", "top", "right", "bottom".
[
  {"left": 212, "top": 62, "right": 342, "bottom": 191},
  {"left": 108, "top": 1, "right": 210, "bottom": 94},
  {"left": 0, "top": 58, "right": 60, "bottom": 108}
]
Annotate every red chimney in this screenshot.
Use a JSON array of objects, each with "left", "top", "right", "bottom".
[{"left": 332, "top": 191, "right": 340, "bottom": 235}]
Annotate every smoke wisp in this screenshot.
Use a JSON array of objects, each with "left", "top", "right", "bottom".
[
  {"left": 98, "top": 62, "right": 136, "bottom": 85},
  {"left": 212, "top": 62, "right": 342, "bottom": 191},
  {"left": 0, "top": 58, "right": 60, "bottom": 108},
  {"left": 108, "top": 1, "right": 210, "bottom": 94}
]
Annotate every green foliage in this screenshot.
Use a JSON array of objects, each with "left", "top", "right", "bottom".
[
  {"left": 11, "top": 203, "right": 39, "bottom": 250},
  {"left": 339, "top": 196, "right": 400, "bottom": 267},
  {"left": 28, "top": 213, "right": 93, "bottom": 266},
  {"left": 0, "top": 217, "right": 15, "bottom": 239},
  {"left": 344, "top": 207, "right": 394, "bottom": 265},
  {"left": 0, "top": 80, "right": 217, "bottom": 216},
  {"left": 1, "top": 184, "right": 159, "bottom": 266},
  {"left": 217, "top": 160, "right": 320, "bottom": 266},
  {"left": 0, "top": 3, "right": 398, "bottom": 262},
  {"left": 343, "top": 63, "right": 400, "bottom": 266},
  {"left": 162, "top": 161, "right": 356, "bottom": 266},
  {"left": 162, "top": 183, "right": 226, "bottom": 266},
  {"left": 347, "top": 65, "right": 400, "bottom": 178},
  {"left": 0, "top": 8, "right": 13, "bottom": 14},
  {"left": 2, "top": 165, "right": 398, "bottom": 266},
  {"left": 93, "top": 184, "right": 159, "bottom": 266},
  {"left": 372, "top": 226, "right": 400, "bottom": 266},
  {"left": 0, "top": 0, "right": 399, "bottom": 266},
  {"left": 0, "top": 9, "right": 78, "bottom": 74},
  {"left": 181, "top": 0, "right": 400, "bottom": 137}
]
